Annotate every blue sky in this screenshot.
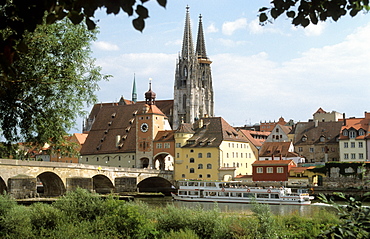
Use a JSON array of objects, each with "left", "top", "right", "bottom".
[{"left": 78, "top": 0, "right": 370, "bottom": 132}]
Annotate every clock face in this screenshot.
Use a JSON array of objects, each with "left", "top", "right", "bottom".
[{"left": 140, "top": 123, "right": 149, "bottom": 132}]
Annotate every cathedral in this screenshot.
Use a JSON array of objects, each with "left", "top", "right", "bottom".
[{"left": 173, "top": 6, "right": 214, "bottom": 129}]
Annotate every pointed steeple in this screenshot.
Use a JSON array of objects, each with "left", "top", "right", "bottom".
[
  {"left": 196, "top": 14, "right": 207, "bottom": 59},
  {"left": 145, "top": 78, "right": 156, "bottom": 105},
  {"left": 132, "top": 73, "right": 137, "bottom": 103},
  {"left": 181, "top": 6, "right": 194, "bottom": 58}
]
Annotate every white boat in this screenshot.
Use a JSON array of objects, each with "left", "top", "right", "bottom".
[{"left": 171, "top": 180, "right": 314, "bottom": 205}]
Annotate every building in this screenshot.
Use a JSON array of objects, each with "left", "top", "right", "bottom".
[
  {"left": 80, "top": 84, "right": 174, "bottom": 169},
  {"left": 259, "top": 141, "right": 304, "bottom": 164},
  {"left": 50, "top": 133, "right": 87, "bottom": 163},
  {"left": 174, "top": 117, "right": 257, "bottom": 181},
  {"left": 252, "top": 160, "right": 297, "bottom": 182},
  {"left": 173, "top": 7, "right": 214, "bottom": 130},
  {"left": 265, "top": 124, "right": 292, "bottom": 142},
  {"left": 259, "top": 117, "right": 287, "bottom": 132},
  {"left": 293, "top": 120, "right": 343, "bottom": 163},
  {"left": 339, "top": 112, "right": 370, "bottom": 161},
  {"left": 313, "top": 107, "right": 343, "bottom": 122}
]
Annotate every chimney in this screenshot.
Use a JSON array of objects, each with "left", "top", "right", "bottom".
[{"left": 343, "top": 113, "right": 346, "bottom": 126}]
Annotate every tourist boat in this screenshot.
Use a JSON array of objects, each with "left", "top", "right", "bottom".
[{"left": 171, "top": 180, "right": 314, "bottom": 205}]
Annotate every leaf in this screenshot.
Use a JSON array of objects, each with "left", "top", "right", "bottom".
[
  {"left": 136, "top": 5, "right": 149, "bottom": 19},
  {"left": 46, "top": 14, "right": 57, "bottom": 25},
  {"left": 156, "top": 0, "right": 167, "bottom": 8},
  {"left": 16, "top": 40, "right": 28, "bottom": 53},
  {"left": 259, "top": 7, "right": 269, "bottom": 12},
  {"left": 259, "top": 12, "right": 268, "bottom": 22},
  {"left": 68, "top": 12, "right": 84, "bottom": 25},
  {"left": 309, "top": 12, "right": 318, "bottom": 24},
  {"left": 85, "top": 17, "right": 96, "bottom": 30},
  {"left": 133, "top": 17, "right": 145, "bottom": 32},
  {"left": 286, "top": 11, "right": 295, "bottom": 18}
]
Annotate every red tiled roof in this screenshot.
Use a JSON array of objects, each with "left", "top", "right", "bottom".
[
  {"left": 252, "top": 159, "right": 296, "bottom": 166},
  {"left": 154, "top": 130, "right": 175, "bottom": 142},
  {"left": 239, "top": 129, "right": 269, "bottom": 147},
  {"left": 259, "top": 141, "right": 293, "bottom": 157}
]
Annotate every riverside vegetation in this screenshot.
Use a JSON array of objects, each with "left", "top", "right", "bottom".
[{"left": 0, "top": 188, "right": 368, "bottom": 239}]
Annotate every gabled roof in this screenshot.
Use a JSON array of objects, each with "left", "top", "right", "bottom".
[
  {"left": 293, "top": 121, "right": 343, "bottom": 145},
  {"left": 80, "top": 103, "right": 145, "bottom": 155},
  {"left": 182, "top": 117, "right": 249, "bottom": 148},
  {"left": 252, "top": 159, "right": 296, "bottom": 167},
  {"left": 259, "top": 142, "right": 297, "bottom": 157},
  {"left": 315, "top": 107, "right": 327, "bottom": 114},
  {"left": 154, "top": 130, "right": 175, "bottom": 142},
  {"left": 239, "top": 129, "right": 269, "bottom": 147},
  {"left": 73, "top": 133, "right": 88, "bottom": 145},
  {"left": 176, "top": 123, "right": 194, "bottom": 133},
  {"left": 340, "top": 114, "right": 370, "bottom": 140}
]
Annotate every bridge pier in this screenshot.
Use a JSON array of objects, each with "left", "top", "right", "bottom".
[
  {"left": 66, "top": 177, "right": 93, "bottom": 192},
  {"left": 8, "top": 177, "right": 37, "bottom": 199},
  {"left": 115, "top": 177, "right": 137, "bottom": 193}
]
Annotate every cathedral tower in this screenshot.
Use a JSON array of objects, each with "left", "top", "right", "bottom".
[{"left": 173, "top": 6, "right": 214, "bottom": 130}]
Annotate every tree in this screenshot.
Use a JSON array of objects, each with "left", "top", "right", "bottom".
[
  {"left": 0, "top": 0, "right": 167, "bottom": 75},
  {"left": 0, "top": 18, "right": 108, "bottom": 152},
  {"left": 259, "top": 0, "right": 370, "bottom": 27}
]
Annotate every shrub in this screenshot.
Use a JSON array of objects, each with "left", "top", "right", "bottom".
[
  {"left": 29, "top": 203, "right": 63, "bottom": 237},
  {"left": 0, "top": 205, "right": 33, "bottom": 238}
]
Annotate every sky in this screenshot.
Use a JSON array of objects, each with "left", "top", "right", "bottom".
[{"left": 77, "top": 0, "right": 370, "bottom": 132}]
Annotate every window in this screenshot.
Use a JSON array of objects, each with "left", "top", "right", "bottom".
[
  {"left": 176, "top": 143, "right": 182, "bottom": 148},
  {"left": 359, "top": 142, "right": 363, "bottom": 148},
  {"left": 207, "top": 163, "right": 212, "bottom": 169},
  {"left": 344, "top": 153, "right": 349, "bottom": 159},
  {"left": 351, "top": 153, "right": 356, "bottom": 159},
  {"left": 343, "top": 130, "right": 348, "bottom": 136},
  {"left": 190, "top": 149, "right": 194, "bottom": 153},
  {"left": 198, "top": 153, "right": 203, "bottom": 158},
  {"left": 156, "top": 143, "right": 162, "bottom": 149},
  {"left": 267, "top": 167, "right": 273, "bottom": 173},
  {"left": 309, "top": 148, "right": 314, "bottom": 153},
  {"left": 359, "top": 129, "right": 365, "bottom": 136},
  {"left": 257, "top": 167, "right": 263, "bottom": 173},
  {"left": 164, "top": 143, "right": 170, "bottom": 148},
  {"left": 349, "top": 131, "right": 356, "bottom": 139},
  {"left": 359, "top": 153, "right": 364, "bottom": 159},
  {"left": 207, "top": 174, "right": 211, "bottom": 178},
  {"left": 190, "top": 158, "right": 194, "bottom": 163},
  {"left": 199, "top": 174, "right": 203, "bottom": 178},
  {"left": 182, "top": 174, "right": 185, "bottom": 178},
  {"left": 207, "top": 152, "right": 211, "bottom": 158},
  {"left": 277, "top": 167, "right": 284, "bottom": 173},
  {"left": 344, "top": 142, "right": 348, "bottom": 148},
  {"left": 320, "top": 136, "right": 325, "bottom": 142},
  {"left": 198, "top": 164, "right": 203, "bottom": 169},
  {"left": 176, "top": 153, "right": 180, "bottom": 158},
  {"left": 276, "top": 128, "right": 279, "bottom": 132},
  {"left": 302, "top": 136, "right": 307, "bottom": 142},
  {"left": 298, "top": 147, "right": 303, "bottom": 152},
  {"left": 226, "top": 153, "right": 229, "bottom": 158},
  {"left": 351, "top": 142, "right": 355, "bottom": 148},
  {"left": 190, "top": 168, "right": 194, "bottom": 173}
]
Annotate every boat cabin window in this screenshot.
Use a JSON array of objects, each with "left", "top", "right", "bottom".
[
  {"left": 256, "top": 193, "right": 269, "bottom": 198},
  {"left": 189, "top": 191, "right": 199, "bottom": 196},
  {"left": 271, "top": 194, "right": 279, "bottom": 199},
  {"left": 179, "top": 191, "right": 187, "bottom": 196},
  {"left": 206, "top": 182, "right": 215, "bottom": 187}
]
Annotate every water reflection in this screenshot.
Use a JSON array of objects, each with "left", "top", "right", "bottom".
[{"left": 135, "top": 197, "right": 333, "bottom": 217}]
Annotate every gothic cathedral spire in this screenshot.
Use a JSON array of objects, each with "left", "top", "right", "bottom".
[
  {"left": 132, "top": 73, "right": 137, "bottom": 103},
  {"left": 173, "top": 7, "right": 214, "bottom": 130}
]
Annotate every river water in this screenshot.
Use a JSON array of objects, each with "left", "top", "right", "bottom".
[{"left": 136, "top": 197, "right": 336, "bottom": 217}]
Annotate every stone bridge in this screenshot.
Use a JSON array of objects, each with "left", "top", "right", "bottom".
[{"left": 0, "top": 159, "right": 174, "bottom": 199}]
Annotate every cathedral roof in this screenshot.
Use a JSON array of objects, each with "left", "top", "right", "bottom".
[{"left": 181, "top": 6, "right": 194, "bottom": 58}]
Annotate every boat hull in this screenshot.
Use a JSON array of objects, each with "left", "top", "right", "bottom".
[{"left": 171, "top": 193, "right": 312, "bottom": 205}]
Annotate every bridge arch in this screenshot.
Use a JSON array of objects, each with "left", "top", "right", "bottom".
[
  {"left": 137, "top": 176, "right": 175, "bottom": 195},
  {"left": 93, "top": 174, "right": 114, "bottom": 194},
  {"left": 0, "top": 177, "right": 7, "bottom": 194},
  {"left": 37, "top": 172, "right": 66, "bottom": 197},
  {"left": 140, "top": 157, "right": 149, "bottom": 168}
]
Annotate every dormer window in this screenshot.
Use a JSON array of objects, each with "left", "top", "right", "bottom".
[
  {"left": 343, "top": 130, "right": 348, "bottom": 136},
  {"left": 349, "top": 130, "right": 356, "bottom": 139},
  {"left": 359, "top": 129, "right": 365, "bottom": 136},
  {"left": 302, "top": 135, "right": 307, "bottom": 142},
  {"left": 320, "top": 136, "right": 325, "bottom": 142}
]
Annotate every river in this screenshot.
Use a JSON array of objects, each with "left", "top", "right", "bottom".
[{"left": 135, "top": 197, "right": 336, "bottom": 217}]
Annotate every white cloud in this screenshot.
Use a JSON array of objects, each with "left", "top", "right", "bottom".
[
  {"left": 217, "top": 38, "right": 248, "bottom": 47},
  {"left": 222, "top": 18, "right": 248, "bottom": 35},
  {"left": 93, "top": 41, "right": 119, "bottom": 51},
  {"left": 206, "top": 23, "right": 218, "bottom": 33},
  {"left": 304, "top": 22, "right": 326, "bottom": 36}
]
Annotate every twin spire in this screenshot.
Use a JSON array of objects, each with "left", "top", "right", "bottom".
[{"left": 181, "top": 6, "right": 208, "bottom": 60}]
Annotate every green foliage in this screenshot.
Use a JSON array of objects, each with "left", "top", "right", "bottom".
[
  {"left": 53, "top": 188, "right": 108, "bottom": 221},
  {"left": 259, "top": 0, "right": 370, "bottom": 27},
  {"left": 0, "top": 18, "right": 108, "bottom": 155},
  {"left": 29, "top": 203, "right": 63, "bottom": 237},
  {"left": 318, "top": 193, "right": 370, "bottom": 238},
  {"left": 0, "top": 205, "right": 33, "bottom": 238},
  {"left": 251, "top": 203, "right": 278, "bottom": 238}
]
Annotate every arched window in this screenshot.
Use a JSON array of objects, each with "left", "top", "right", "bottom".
[
  {"left": 207, "top": 163, "right": 212, "bottom": 169},
  {"left": 190, "top": 168, "right": 194, "bottom": 173},
  {"left": 190, "top": 158, "right": 195, "bottom": 163},
  {"left": 184, "top": 66, "right": 188, "bottom": 78},
  {"left": 198, "top": 153, "right": 203, "bottom": 158},
  {"left": 207, "top": 153, "right": 211, "bottom": 158},
  {"left": 198, "top": 164, "right": 203, "bottom": 169},
  {"left": 182, "top": 174, "right": 185, "bottom": 178},
  {"left": 182, "top": 94, "right": 187, "bottom": 110}
]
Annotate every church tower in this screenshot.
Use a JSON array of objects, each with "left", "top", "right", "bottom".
[{"left": 173, "top": 6, "right": 214, "bottom": 130}]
